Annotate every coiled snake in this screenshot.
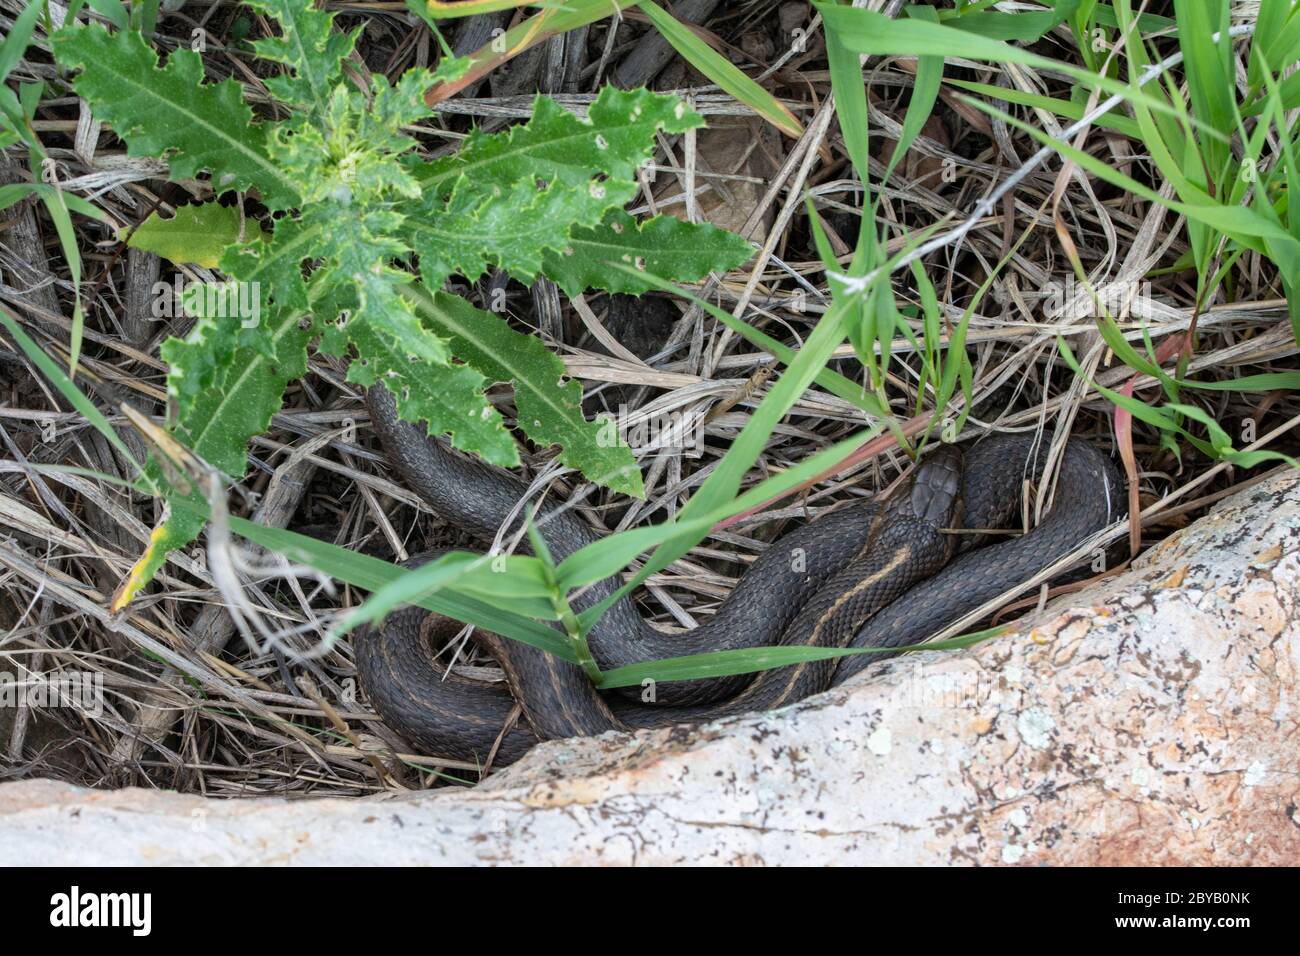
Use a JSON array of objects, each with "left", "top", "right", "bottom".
[{"left": 357, "top": 385, "right": 1124, "bottom": 766}]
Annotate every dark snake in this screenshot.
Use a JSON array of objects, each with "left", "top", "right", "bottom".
[{"left": 357, "top": 385, "right": 1124, "bottom": 766}]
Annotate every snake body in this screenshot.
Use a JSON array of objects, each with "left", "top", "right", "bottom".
[{"left": 357, "top": 386, "right": 1124, "bottom": 766}]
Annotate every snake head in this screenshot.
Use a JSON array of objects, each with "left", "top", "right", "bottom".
[{"left": 888, "top": 443, "right": 965, "bottom": 529}]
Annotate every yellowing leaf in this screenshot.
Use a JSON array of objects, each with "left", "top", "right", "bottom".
[{"left": 125, "top": 202, "right": 245, "bottom": 267}]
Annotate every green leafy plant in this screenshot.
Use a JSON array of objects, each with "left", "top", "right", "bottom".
[{"left": 49, "top": 1, "right": 751, "bottom": 607}]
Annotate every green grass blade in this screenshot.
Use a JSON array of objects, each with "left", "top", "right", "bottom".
[
  {"left": 883, "top": 4, "right": 943, "bottom": 183},
  {"left": 605, "top": 262, "right": 886, "bottom": 416},
  {"left": 1172, "top": 0, "right": 1236, "bottom": 176},
  {"left": 559, "top": 426, "right": 880, "bottom": 600},
  {"left": 596, "top": 626, "right": 1008, "bottom": 688},
  {"left": 336, "top": 551, "right": 558, "bottom": 638},
  {"left": 214, "top": 508, "right": 575, "bottom": 660},
  {"left": 0, "top": 0, "right": 45, "bottom": 84},
  {"left": 824, "top": 17, "right": 870, "bottom": 186},
  {"left": 635, "top": 0, "right": 803, "bottom": 138},
  {"left": 818, "top": 2, "right": 1228, "bottom": 139},
  {"left": 0, "top": 309, "right": 145, "bottom": 476},
  {"left": 574, "top": 282, "right": 887, "bottom": 629},
  {"left": 963, "top": 96, "right": 1298, "bottom": 248},
  {"left": 944, "top": 78, "right": 1142, "bottom": 139}
]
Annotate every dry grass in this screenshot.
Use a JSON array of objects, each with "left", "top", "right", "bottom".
[{"left": 1, "top": 1, "right": 1296, "bottom": 796}]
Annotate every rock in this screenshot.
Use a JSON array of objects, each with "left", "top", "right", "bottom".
[{"left": 2, "top": 471, "right": 1297, "bottom": 865}]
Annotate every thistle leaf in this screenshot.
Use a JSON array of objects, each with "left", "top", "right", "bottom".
[
  {"left": 245, "top": 0, "right": 358, "bottom": 114},
  {"left": 543, "top": 210, "right": 755, "bottom": 297},
  {"left": 115, "top": 214, "right": 320, "bottom": 606},
  {"left": 409, "top": 288, "right": 643, "bottom": 497},
  {"left": 52, "top": 24, "right": 299, "bottom": 210},
  {"left": 59, "top": 19, "right": 734, "bottom": 604},
  {"left": 162, "top": 306, "right": 312, "bottom": 480},
  {"left": 403, "top": 87, "right": 710, "bottom": 291},
  {"left": 408, "top": 175, "right": 625, "bottom": 288},
  {"left": 113, "top": 505, "right": 205, "bottom": 612},
  {"left": 345, "top": 311, "right": 520, "bottom": 468},
  {"left": 219, "top": 216, "right": 315, "bottom": 326},
  {"left": 413, "top": 87, "right": 705, "bottom": 196},
  {"left": 117, "top": 300, "right": 316, "bottom": 609}
]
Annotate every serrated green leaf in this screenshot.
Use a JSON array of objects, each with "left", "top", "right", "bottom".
[
  {"left": 146, "top": 217, "right": 320, "bottom": 600},
  {"left": 275, "top": 72, "right": 433, "bottom": 206},
  {"left": 301, "top": 197, "right": 522, "bottom": 472},
  {"left": 52, "top": 24, "right": 299, "bottom": 210},
  {"left": 403, "top": 88, "right": 723, "bottom": 291},
  {"left": 163, "top": 305, "right": 312, "bottom": 479},
  {"left": 67, "top": 22, "right": 719, "bottom": 605},
  {"left": 413, "top": 87, "right": 704, "bottom": 196},
  {"left": 118, "top": 300, "right": 316, "bottom": 609},
  {"left": 407, "top": 174, "right": 624, "bottom": 288},
  {"left": 125, "top": 202, "right": 245, "bottom": 267},
  {"left": 407, "top": 286, "right": 643, "bottom": 497},
  {"left": 344, "top": 310, "right": 519, "bottom": 468},
  {"left": 245, "top": 0, "right": 358, "bottom": 114},
  {"left": 114, "top": 504, "right": 204, "bottom": 612},
  {"left": 430, "top": 54, "right": 473, "bottom": 85},
  {"left": 219, "top": 216, "right": 315, "bottom": 322},
  {"left": 541, "top": 209, "right": 753, "bottom": 296}
]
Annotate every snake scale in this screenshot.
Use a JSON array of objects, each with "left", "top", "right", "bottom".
[{"left": 357, "top": 384, "right": 1124, "bottom": 766}]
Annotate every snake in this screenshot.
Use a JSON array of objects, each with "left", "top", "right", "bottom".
[{"left": 356, "top": 384, "right": 1124, "bottom": 766}]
